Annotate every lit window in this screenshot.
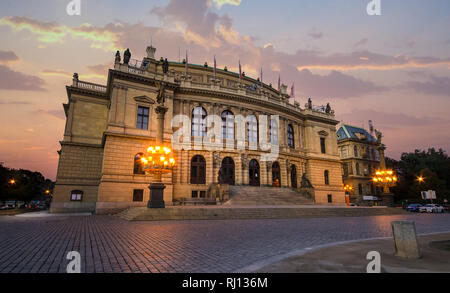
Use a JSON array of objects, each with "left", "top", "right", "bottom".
[
  {"left": 70, "top": 190, "right": 83, "bottom": 201},
  {"left": 247, "top": 115, "right": 258, "bottom": 143},
  {"left": 221, "top": 110, "right": 234, "bottom": 140},
  {"left": 192, "top": 107, "right": 207, "bottom": 137},
  {"left": 287, "top": 124, "right": 295, "bottom": 148}
]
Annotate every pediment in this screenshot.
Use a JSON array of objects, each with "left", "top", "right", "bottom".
[
  {"left": 134, "top": 95, "right": 155, "bottom": 104},
  {"left": 318, "top": 130, "right": 329, "bottom": 136}
]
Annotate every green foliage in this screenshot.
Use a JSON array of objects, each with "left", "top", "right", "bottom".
[
  {"left": 388, "top": 148, "right": 450, "bottom": 202},
  {"left": 0, "top": 163, "right": 54, "bottom": 202}
]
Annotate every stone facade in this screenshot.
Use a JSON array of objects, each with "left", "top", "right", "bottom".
[{"left": 51, "top": 46, "right": 346, "bottom": 214}]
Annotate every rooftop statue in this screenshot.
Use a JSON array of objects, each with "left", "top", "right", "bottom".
[
  {"left": 115, "top": 51, "right": 121, "bottom": 63},
  {"left": 308, "top": 98, "right": 312, "bottom": 109},
  {"left": 163, "top": 58, "right": 169, "bottom": 74},
  {"left": 325, "top": 103, "right": 331, "bottom": 114},
  {"left": 123, "top": 48, "right": 131, "bottom": 65}
]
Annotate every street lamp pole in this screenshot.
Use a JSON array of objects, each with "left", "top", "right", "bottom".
[{"left": 147, "top": 105, "right": 169, "bottom": 209}]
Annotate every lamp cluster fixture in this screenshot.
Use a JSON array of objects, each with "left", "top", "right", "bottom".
[
  {"left": 372, "top": 170, "right": 398, "bottom": 186},
  {"left": 141, "top": 146, "right": 176, "bottom": 174}
]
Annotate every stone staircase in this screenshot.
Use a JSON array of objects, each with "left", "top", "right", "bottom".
[{"left": 225, "top": 186, "right": 314, "bottom": 206}]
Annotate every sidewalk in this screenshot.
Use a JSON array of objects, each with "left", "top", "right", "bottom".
[{"left": 256, "top": 232, "right": 450, "bottom": 273}]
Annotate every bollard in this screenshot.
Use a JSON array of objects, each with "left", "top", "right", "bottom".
[{"left": 391, "top": 221, "right": 421, "bottom": 259}]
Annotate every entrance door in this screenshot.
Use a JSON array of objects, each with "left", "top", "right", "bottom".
[
  {"left": 220, "top": 157, "right": 235, "bottom": 185},
  {"left": 291, "top": 165, "right": 297, "bottom": 188},
  {"left": 272, "top": 162, "right": 281, "bottom": 187},
  {"left": 249, "top": 159, "right": 260, "bottom": 186}
]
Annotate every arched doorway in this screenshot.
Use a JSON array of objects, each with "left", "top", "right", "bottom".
[
  {"left": 190, "top": 155, "right": 206, "bottom": 184},
  {"left": 220, "top": 157, "right": 235, "bottom": 185},
  {"left": 291, "top": 165, "right": 297, "bottom": 188},
  {"left": 249, "top": 159, "right": 260, "bottom": 186},
  {"left": 272, "top": 162, "right": 281, "bottom": 187}
]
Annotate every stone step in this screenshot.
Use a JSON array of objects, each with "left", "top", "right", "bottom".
[
  {"left": 226, "top": 186, "right": 314, "bottom": 206},
  {"left": 118, "top": 206, "right": 408, "bottom": 221}
]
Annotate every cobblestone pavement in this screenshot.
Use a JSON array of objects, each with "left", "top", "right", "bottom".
[{"left": 0, "top": 214, "right": 449, "bottom": 273}]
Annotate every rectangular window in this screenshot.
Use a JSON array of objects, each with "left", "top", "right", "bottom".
[
  {"left": 137, "top": 106, "right": 149, "bottom": 130},
  {"left": 320, "top": 137, "right": 326, "bottom": 154},
  {"left": 192, "top": 191, "right": 198, "bottom": 198},
  {"left": 133, "top": 189, "right": 144, "bottom": 202},
  {"left": 327, "top": 194, "right": 333, "bottom": 203},
  {"left": 70, "top": 190, "right": 83, "bottom": 201},
  {"left": 200, "top": 191, "right": 206, "bottom": 198}
]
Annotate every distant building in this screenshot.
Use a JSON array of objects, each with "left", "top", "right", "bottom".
[{"left": 336, "top": 125, "right": 381, "bottom": 205}]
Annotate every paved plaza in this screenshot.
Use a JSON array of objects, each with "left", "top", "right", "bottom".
[{"left": 0, "top": 213, "right": 449, "bottom": 273}]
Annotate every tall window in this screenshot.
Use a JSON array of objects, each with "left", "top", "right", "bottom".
[
  {"left": 270, "top": 119, "right": 278, "bottom": 144},
  {"left": 287, "top": 124, "right": 295, "bottom": 148},
  {"left": 247, "top": 115, "right": 258, "bottom": 143},
  {"left": 133, "top": 189, "right": 144, "bottom": 202},
  {"left": 356, "top": 163, "right": 360, "bottom": 175},
  {"left": 343, "top": 163, "right": 349, "bottom": 177},
  {"left": 137, "top": 106, "right": 149, "bottom": 130},
  {"left": 358, "top": 184, "right": 363, "bottom": 195},
  {"left": 134, "top": 153, "right": 145, "bottom": 174},
  {"left": 190, "top": 155, "right": 206, "bottom": 184},
  {"left": 320, "top": 137, "right": 326, "bottom": 154},
  {"left": 192, "top": 107, "right": 207, "bottom": 137},
  {"left": 324, "top": 170, "right": 330, "bottom": 185},
  {"left": 354, "top": 145, "right": 358, "bottom": 157},
  {"left": 221, "top": 110, "right": 234, "bottom": 140}
]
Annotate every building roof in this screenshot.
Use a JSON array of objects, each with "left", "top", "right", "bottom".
[{"left": 336, "top": 124, "right": 376, "bottom": 143}]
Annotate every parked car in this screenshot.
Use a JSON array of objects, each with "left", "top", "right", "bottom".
[
  {"left": 419, "top": 204, "right": 445, "bottom": 213},
  {"left": 406, "top": 204, "right": 422, "bottom": 212},
  {"left": 16, "top": 201, "right": 26, "bottom": 209},
  {"left": 5, "top": 201, "right": 16, "bottom": 209},
  {"left": 28, "top": 201, "right": 40, "bottom": 209}
]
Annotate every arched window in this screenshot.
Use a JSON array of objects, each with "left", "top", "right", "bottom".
[
  {"left": 270, "top": 118, "right": 278, "bottom": 144},
  {"left": 272, "top": 162, "right": 281, "bottom": 187},
  {"left": 134, "top": 153, "right": 145, "bottom": 175},
  {"left": 190, "top": 155, "right": 206, "bottom": 184},
  {"left": 354, "top": 145, "right": 358, "bottom": 157},
  {"left": 324, "top": 170, "right": 329, "bottom": 185},
  {"left": 192, "top": 107, "right": 207, "bottom": 137},
  {"left": 291, "top": 165, "right": 297, "bottom": 188},
  {"left": 247, "top": 115, "right": 258, "bottom": 143},
  {"left": 221, "top": 110, "right": 234, "bottom": 140},
  {"left": 356, "top": 163, "right": 360, "bottom": 175},
  {"left": 287, "top": 124, "right": 295, "bottom": 148}
]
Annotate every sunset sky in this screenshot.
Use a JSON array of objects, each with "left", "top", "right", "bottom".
[{"left": 0, "top": 0, "right": 449, "bottom": 180}]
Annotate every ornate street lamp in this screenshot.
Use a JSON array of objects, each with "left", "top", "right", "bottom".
[
  {"left": 343, "top": 184, "right": 353, "bottom": 206},
  {"left": 140, "top": 81, "right": 176, "bottom": 209},
  {"left": 371, "top": 130, "right": 397, "bottom": 205},
  {"left": 9, "top": 179, "right": 16, "bottom": 185}
]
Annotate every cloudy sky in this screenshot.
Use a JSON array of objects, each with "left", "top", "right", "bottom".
[{"left": 0, "top": 0, "right": 449, "bottom": 179}]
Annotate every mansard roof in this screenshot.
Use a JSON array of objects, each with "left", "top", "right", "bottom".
[{"left": 336, "top": 124, "right": 376, "bottom": 143}]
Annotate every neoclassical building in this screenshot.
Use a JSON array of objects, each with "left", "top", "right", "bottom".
[
  {"left": 336, "top": 124, "right": 381, "bottom": 205},
  {"left": 51, "top": 46, "right": 345, "bottom": 214}
]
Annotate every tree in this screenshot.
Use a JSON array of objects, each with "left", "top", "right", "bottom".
[{"left": 387, "top": 148, "right": 450, "bottom": 203}]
